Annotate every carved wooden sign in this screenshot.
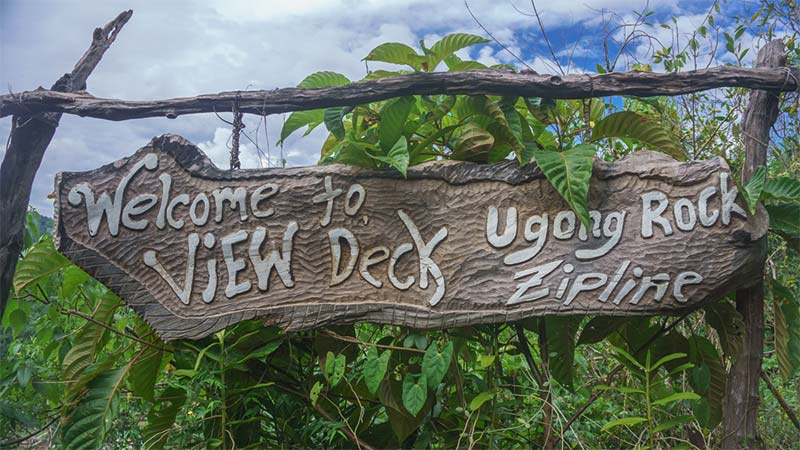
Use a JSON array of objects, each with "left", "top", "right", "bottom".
[{"left": 55, "top": 135, "right": 767, "bottom": 341}]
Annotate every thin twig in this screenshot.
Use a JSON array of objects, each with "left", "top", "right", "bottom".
[{"left": 761, "top": 371, "right": 800, "bottom": 431}]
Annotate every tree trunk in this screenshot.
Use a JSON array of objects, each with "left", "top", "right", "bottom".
[
  {"left": 0, "top": 10, "right": 132, "bottom": 319},
  {"left": 721, "top": 39, "right": 786, "bottom": 450}
]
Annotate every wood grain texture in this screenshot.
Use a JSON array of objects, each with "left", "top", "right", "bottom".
[
  {"left": 55, "top": 135, "right": 768, "bottom": 341},
  {"left": 2, "top": 66, "right": 798, "bottom": 121}
]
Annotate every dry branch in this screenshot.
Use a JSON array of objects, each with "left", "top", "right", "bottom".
[
  {"left": 1, "top": 66, "right": 798, "bottom": 121},
  {"left": 0, "top": 10, "right": 132, "bottom": 319}
]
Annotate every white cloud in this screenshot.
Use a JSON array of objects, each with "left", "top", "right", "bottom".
[{"left": 0, "top": 0, "right": 694, "bottom": 213}]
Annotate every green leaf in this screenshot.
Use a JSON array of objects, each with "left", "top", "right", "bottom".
[
  {"left": 129, "top": 321, "right": 165, "bottom": 403},
  {"left": 13, "top": 240, "right": 70, "bottom": 293},
  {"left": 577, "top": 316, "right": 629, "bottom": 345},
  {"left": 443, "top": 54, "right": 488, "bottom": 71},
  {"left": 741, "top": 166, "right": 766, "bottom": 214},
  {"left": 323, "top": 107, "right": 347, "bottom": 140},
  {"left": 370, "top": 136, "right": 410, "bottom": 176},
  {"left": 452, "top": 123, "right": 495, "bottom": 162},
  {"left": 653, "top": 415, "right": 694, "bottom": 433},
  {"left": 773, "top": 280, "right": 800, "bottom": 380},
  {"left": 279, "top": 109, "right": 325, "bottom": 144},
  {"left": 469, "top": 391, "right": 494, "bottom": 411},
  {"left": 402, "top": 373, "right": 428, "bottom": 416},
  {"left": 61, "top": 367, "right": 127, "bottom": 450},
  {"left": 704, "top": 300, "right": 744, "bottom": 358},
  {"left": 363, "top": 348, "right": 391, "bottom": 395},
  {"left": 324, "top": 351, "right": 346, "bottom": 387},
  {"left": 690, "top": 363, "right": 711, "bottom": 394},
  {"left": 533, "top": 144, "right": 596, "bottom": 228},
  {"left": 591, "top": 111, "right": 685, "bottom": 160},
  {"left": 610, "top": 345, "right": 645, "bottom": 370},
  {"left": 310, "top": 381, "right": 323, "bottom": 406},
  {"left": 421, "top": 341, "right": 453, "bottom": 390},
  {"left": 8, "top": 308, "right": 26, "bottom": 338},
  {"left": 766, "top": 203, "right": 800, "bottom": 234},
  {"left": 363, "top": 42, "right": 424, "bottom": 70},
  {"left": 652, "top": 352, "right": 688, "bottom": 371},
  {"left": 142, "top": 387, "right": 186, "bottom": 450},
  {"left": 297, "top": 71, "right": 350, "bottom": 89},
  {"left": 63, "top": 293, "right": 121, "bottom": 383},
  {"left": 546, "top": 316, "right": 581, "bottom": 389},
  {"left": 763, "top": 176, "right": 800, "bottom": 202},
  {"left": 652, "top": 391, "right": 700, "bottom": 406},
  {"left": 379, "top": 96, "right": 415, "bottom": 152},
  {"left": 601, "top": 416, "right": 647, "bottom": 432},
  {"left": 428, "top": 33, "right": 489, "bottom": 70},
  {"left": 688, "top": 336, "right": 725, "bottom": 428}
]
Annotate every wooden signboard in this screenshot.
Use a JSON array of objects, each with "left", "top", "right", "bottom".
[{"left": 54, "top": 135, "right": 767, "bottom": 341}]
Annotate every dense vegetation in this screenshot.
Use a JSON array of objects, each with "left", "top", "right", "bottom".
[{"left": 2, "top": 1, "right": 800, "bottom": 449}]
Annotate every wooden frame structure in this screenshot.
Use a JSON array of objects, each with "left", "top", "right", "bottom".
[{"left": 1, "top": 10, "right": 797, "bottom": 449}]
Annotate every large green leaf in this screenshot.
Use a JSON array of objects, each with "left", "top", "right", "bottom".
[
  {"left": 142, "top": 387, "right": 187, "bottom": 450},
  {"left": 741, "top": 166, "right": 766, "bottom": 214},
  {"left": 379, "top": 96, "right": 415, "bottom": 152},
  {"left": 61, "top": 367, "right": 126, "bottom": 450},
  {"left": 545, "top": 316, "right": 581, "bottom": 390},
  {"left": 601, "top": 416, "right": 647, "bottom": 432},
  {"left": 451, "top": 123, "right": 495, "bottom": 162},
  {"left": 129, "top": 320, "right": 165, "bottom": 403},
  {"left": 297, "top": 71, "right": 350, "bottom": 89},
  {"left": 773, "top": 280, "right": 800, "bottom": 380},
  {"left": 591, "top": 111, "right": 685, "bottom": 160},
  {"left": 763, "top": 176, "right": 800, "bottom": 202},
  {"left": 421, "top": 341, "right": 453, "bottom": 390},
  {"left": 363, "top": 42, "right": 424, "bottom": 71},
  {"left": 427, "top": 33, "right": 489, "bottom": 70},
  {"left": 370, "top": 136, "right": 410, "bottom": 176},
  {"left": 62, "top": 293, "right": 121, "bottom": 383},
  {"left": 688, "top": 336, "right": 725, "bottom": 428},
  {"left": 766, "top": 203, "right": 800, "bottom": 234},
  {"left": 401, "top": 373, "right": 428, "bottom": 416},
  {"left": 533, "top": 144, "right": 596, "bottom": 228},
  {"left": 279, "top": 109, "right": 325, "bottom": 144},
  {"left": 323, "top": 107, "right": 348, "bottom": 140},
  {"left": 324, "top": 351, "right": 346, "bottom": 387},
  {"left": 13, "top": 240, "right": 70, "bottom": 294},
  {"left": 577, "top": 316, "right": 630, "bottom": 346},
  {"left": 363, "top": 347, "right": 391, "bottom": 395},
  {"left": 703, "top": 300, "right": 744, "bottom": 358}
]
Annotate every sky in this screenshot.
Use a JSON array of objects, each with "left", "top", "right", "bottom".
[{"left": 0, "top": 0, "right": 766, "bottom": 213}]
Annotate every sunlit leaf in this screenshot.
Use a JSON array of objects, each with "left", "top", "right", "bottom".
[
  {"left": 591, "top": 111, "right": 685, "bottom": 160},
  {"left": 421, "top": 341, "right": 453, "bottom": 390},
  {"left": 533, "top": 144, "right": 596, "bottom": 228},
  {"left": 297, "top": 71, "right": 350, "bottom": 89},
  {"left": 401, "top": 373, "right": 428, "bottom": 416},
  {"left": 13, "top": 240, "right": 70, "bottom": 294},
  {"left": 363, "top": 42, "right": 424, "bottom": 70},
  {"left": 363, "top": 347, "right": 391, "bottom": 395}
]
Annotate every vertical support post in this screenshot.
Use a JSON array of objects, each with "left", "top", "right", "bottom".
[
  {"left": 0, "top": 11, "right": 131, "bottom": 319},
  {"left": 721, "top": 39, "right": 786, "bottom": 450}
]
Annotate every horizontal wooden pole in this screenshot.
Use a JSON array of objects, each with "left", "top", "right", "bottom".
[{"left": 2, "top": 66, "right": 798, "bottom": 121}]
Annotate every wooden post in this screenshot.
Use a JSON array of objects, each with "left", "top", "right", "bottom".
[
  {"left": 0, "top": 10, "right": 131, "bottom": 319},
  {"left": 721, "top": 39, "right": 786, "bottom": 450}
]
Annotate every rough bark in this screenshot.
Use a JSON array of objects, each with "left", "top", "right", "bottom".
[
  {"left": 0, "top": 10, "right": 132, "bottom": 320},
  {"left": 0, "top": 66, "right": 797, "bottom": 121},
  {"left": 721, "top": 39, "right": 786, "bottom": 450},
  {"left": 54, "top": 135, "right": 767, "bottom": 341}
]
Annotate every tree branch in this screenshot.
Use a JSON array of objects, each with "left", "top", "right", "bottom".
[
  {"left": 0, "top": 66, "right": 797, "bottom": 121},
  {"left": 0, "top": 10, "right": 132, "bottom": 320}
]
